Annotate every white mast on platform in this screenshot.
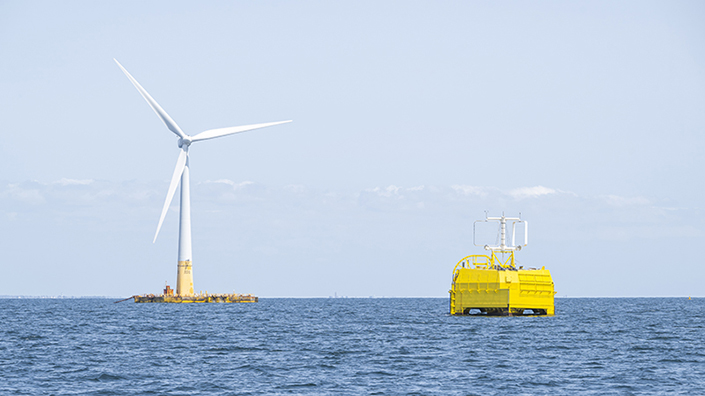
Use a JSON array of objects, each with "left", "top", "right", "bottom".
[
  {"left": 474, "top": 213, "right": 528, "bottom": 252},
  {"left": 115, "top": 59, "right": 291, "bottom": 296}
]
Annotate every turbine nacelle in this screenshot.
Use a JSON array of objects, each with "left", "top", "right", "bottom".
[{"left": 178, "top": 136, "right": 192, "bottom": 148}]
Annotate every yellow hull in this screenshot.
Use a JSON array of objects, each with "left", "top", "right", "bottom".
[
  {"left": 450, "top": 255, "right": 556, "bottom": 315},
  {"left": 133, "top": 293, "right": 258, "bottom": 303}
]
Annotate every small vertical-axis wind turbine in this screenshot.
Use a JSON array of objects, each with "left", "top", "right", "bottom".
[{"left": 115, "top": 59, "right": 290, "bottom": 297}]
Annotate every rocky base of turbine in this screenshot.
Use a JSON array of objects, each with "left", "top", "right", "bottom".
[{"left": 133, "top": 293, "right": 258, "bottom": 303}]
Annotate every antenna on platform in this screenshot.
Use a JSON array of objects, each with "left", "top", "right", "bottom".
[{"left": 473, "top": 213, "right": 528, "bottom": 252}]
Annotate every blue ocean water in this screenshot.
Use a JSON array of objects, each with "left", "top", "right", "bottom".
[{"left": 0, "top": 298, "right": 702, "bottom": 395}]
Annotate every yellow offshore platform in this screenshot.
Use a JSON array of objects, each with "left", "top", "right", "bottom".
[{"left": 449, "top": 214, "right": 556, "bottom": 316}]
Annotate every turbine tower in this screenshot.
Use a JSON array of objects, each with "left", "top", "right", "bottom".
[{"left": 115, "top": 59, "right": 290, "bottom": 296}]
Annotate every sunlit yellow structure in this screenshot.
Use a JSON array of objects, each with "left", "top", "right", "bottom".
[{"left": 449, "top": 214, "right": 556, "bottom": 315}]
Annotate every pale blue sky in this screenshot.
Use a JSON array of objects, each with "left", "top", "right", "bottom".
[{"left": 1, "top": 1, "right": 704, "bottom": 297}]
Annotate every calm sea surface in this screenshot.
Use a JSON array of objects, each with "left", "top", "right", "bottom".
[{"left": 0, "top": 298, "right": 702, "bottom": 395}]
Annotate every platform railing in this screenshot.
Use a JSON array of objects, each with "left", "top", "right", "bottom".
[
  {"left": 452, "top": 255, "right": 490, "bottom": 282},
  {"left": 452, "top": 251, "right": 519, "bottom": 281}
]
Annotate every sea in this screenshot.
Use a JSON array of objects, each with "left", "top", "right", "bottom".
[{"left": 0, "top": 297, "right": 702, "bottom": 395}]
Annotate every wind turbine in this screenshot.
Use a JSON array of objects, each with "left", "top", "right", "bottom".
[{"left": 115, "top": 59, "right": 291, "bottom": 296}]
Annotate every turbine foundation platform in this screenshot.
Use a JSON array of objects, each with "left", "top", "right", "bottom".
[{"left": 133, "top": 293, "right": 258, "bottom": 303}]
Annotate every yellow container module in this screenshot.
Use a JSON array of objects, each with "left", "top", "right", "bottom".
[{"left": 449, "top": 214, "right": 556, "bottom": 316}]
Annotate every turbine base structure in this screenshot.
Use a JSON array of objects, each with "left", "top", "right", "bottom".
[
  {"left": 176, "top": 260, "right": 194, "bottom": 296},
  {"left": 133, "top": 292, "right": 258, "bottom": 303}
]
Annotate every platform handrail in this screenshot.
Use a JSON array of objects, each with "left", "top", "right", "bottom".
[
  {"left": 452, "top": 255, "right": 490, "bottom": 281},
  {"left": 452, "top": 251, "right": 519, "bottom": 279}
]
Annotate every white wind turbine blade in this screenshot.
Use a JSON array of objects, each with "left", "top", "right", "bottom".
[
  {"left": 191, "top": 120, "right": 292, "bottom": 142},
  {"left": 154, "top": 149, "right": 189, "bottom": 243},
  {"left": 114, "top": 59, "right": 188, "bottom": 140}
]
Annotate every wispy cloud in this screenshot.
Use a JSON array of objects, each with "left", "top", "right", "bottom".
[
  {"left": 53, "top": 178, "right": 94, "bottom": 186},
  {"left": 601, "top": 195, "right": 650, "bottom": 207},
  {"left": 451, "top": 185, "right": 493, "bottom": 197},
  {"left": 203, "top": 179, "right": 254, "bottom": 190},
  {"left": 508, "top": 185, "right": 556, "bottom": 199},
  {"left": 0, "top": 180, "right": 698, "bottom": 243},
  {"left": 284, "top": 184, "right": 307, "bottom": 194},
  {"left": 365, "top": 185, "right": 402, "bottom": 198},
  {"left": 3, "top": 183, "right": 45, "bottom": 205}
]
